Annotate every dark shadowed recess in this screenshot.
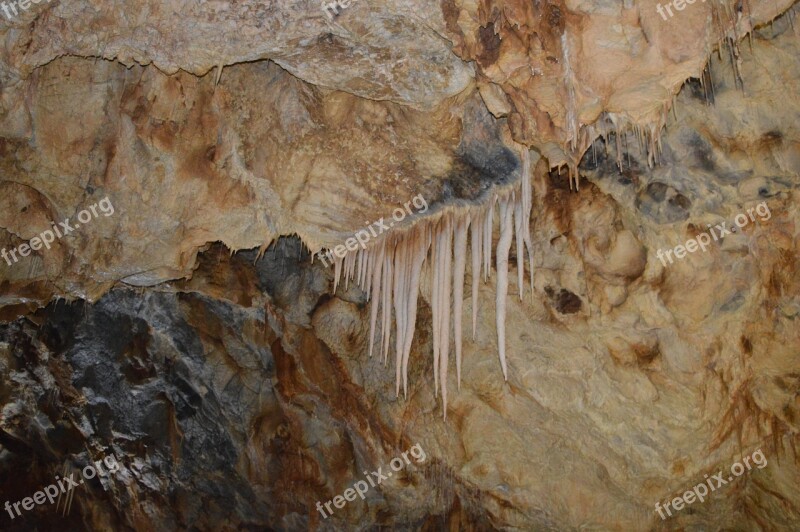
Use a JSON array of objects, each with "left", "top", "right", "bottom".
[{"left": 432, "top": 93, "right": 521, "bottom": 207}]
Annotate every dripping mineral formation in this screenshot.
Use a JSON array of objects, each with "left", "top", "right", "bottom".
[{"left": 335, "top": 148, "right": 534, "bottom": 418}]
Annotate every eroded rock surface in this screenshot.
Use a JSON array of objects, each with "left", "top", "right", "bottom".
[{"left": 0, "top": 0, "right": 799, "bottom": 530}]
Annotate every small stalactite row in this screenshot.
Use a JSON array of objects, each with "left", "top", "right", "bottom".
[
  {"left": 331, "top": 148, "right": 535, "bottom": 419},
  {"left": 555, "top": 0, "right": 751, "bottom": 192}
]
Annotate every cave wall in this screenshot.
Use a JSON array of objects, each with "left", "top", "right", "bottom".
[{"left": 1, "top": 0, "right": 799, "bottom": 530}]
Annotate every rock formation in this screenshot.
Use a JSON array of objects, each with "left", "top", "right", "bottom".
[{"left": 0, "top": 0, "right": 799, "bottom": 530}]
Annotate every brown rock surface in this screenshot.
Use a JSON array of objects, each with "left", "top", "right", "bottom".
[{"left": 0, "top": 0, "right": 799, "bottom": 530}]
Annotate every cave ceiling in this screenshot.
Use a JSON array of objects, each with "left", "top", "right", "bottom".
[{"left": 0, "top": 0, "right": 799, "bottom": 530}]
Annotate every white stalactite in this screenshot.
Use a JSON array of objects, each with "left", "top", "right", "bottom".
[
  {"left": 393, "top": 238, "right": 407, "bottom": 397},
  {"left": 357, "top": 248, "right": 366, "bottom": 288},
  {"left": 342, "top": 159, "right": 536, "bottom": 414},
  {"left": 364, "top": 246, "right": 374, "bottom": 299},
  {"left": 453, "top": 214, "right": 469, "bottom": 390},
  {"left": 495, "top": 196, "right": 513, "bottom": 381},
  {"left": 335, "top": 255, "right": 344, "bottom": 293},
  {"left": 431, "top": 220, "right": 442, "bottom": 397},
  {"left": 344, "top": 252, "right": 355, "bottom": 290},
  {"left": 483, "top": 198, "right": 495, "bottom": 282},
  {"left": 401, "top": 226, "right": 428, "bottom": 399},
  {"left": 368, "top": 241, "right": 385, "bottom": 358},
  {"left": 514, "top": 192, "right": 524, "bottom": 300},
  {"left": 470, "top": 209, "right": 483, "bottom": 340},
  {"left": 439, "top": 215, "right": 453, "bottom": 419},
  {"left": 381, "top": 242, "right": 394, "bottom": 365},
  {"left": 521, "top": 148, "right": 535, "bottom": 292}
]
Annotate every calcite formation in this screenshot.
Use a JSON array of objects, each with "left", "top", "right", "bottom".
[{"left": 0, "top": 0, "right": 799, "bottom": 530}]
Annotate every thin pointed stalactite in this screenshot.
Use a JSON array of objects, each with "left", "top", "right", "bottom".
[
  {"left": 393, "top": 238, "right": 408, "bottom": 398},
  {"left": 470, "top": 209, "right": 484, "bottom": 340},
  {"left": 368, "top": 241, "right": 385, "bottom": 358},
  {"left": 439, "top": 215, "right": 453, "bottom": 419},
  {"left": 496, "top": 196, "right": 514, "bottom": 381},
  {"left": 573, "top": 162, "right": 580, "bottom": 192},
  {"left": 344, "top": 252, "right": 355, "bottom": 290},
  {"left": 333, "top": 255, "right": 343, "bottom": 294},
  {"left": 381, "top": 241, "right": 394, "bottom": 365},
  {"left": 359, "top": 248, "right": 366, "bottom": 287},
  {"left": 431, "top": 223, "right": 440, "bottom": 398},
  {"left": 483, "top": 198, "right": 495, "bottom": 282},
  {"left": 400, "top": 237, "right": 414, "bottom": 395},
  {"left": 521, "top": 148, "right": 535, "bottom": 293},
  {"left": 364, "top": 246, "right": 374, "bottom": 299},
  {"left": 357, "top": 247, "right": 366, "bottom": 288},
  {"left": 514, "top": 192, "right": 524, "bottom": 300},
  {"left": 401, "top": 226, "right": 428, "bottom": 399},
  {"left": 453, "top": 214, "right": 469, "bottom": 390}
]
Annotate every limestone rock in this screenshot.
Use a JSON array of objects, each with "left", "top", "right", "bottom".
[{"left": 1, "top": 1, "right": 799, "bottom": 530}]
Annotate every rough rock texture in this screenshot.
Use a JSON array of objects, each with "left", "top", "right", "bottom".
[
  {"left": 446, "top": 0, "right": 798, "bottom": 170},
  {"left": 1, "top": 0, "right": 800, "bottom": 530}
]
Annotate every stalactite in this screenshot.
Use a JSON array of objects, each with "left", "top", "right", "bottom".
[
  {"left": 381, "top": 241, "right": 394, "bottom": 365},
  {"left": 401, "top": 226, "right": 428, "bottom": 399},
  {"left": 368, "top": 241, "right": 385, "bottom": 358},
  {"left": 401, "top": 237, "right": 414, "bottom": 383},
  {"left": 589, "top": 111, "right": 669, "bottom": 180},
  {"left": 364, "top": 246, "right": 374, "bottom": 299},
  {"left": 514, "top": 193, "right": 524, "bottom": 300},
  {"left": 357, "top": 247, "right": 366, "bottom": 288},
  {"left": 634, "top": 124, "right": 642, "bottom": 157},
  {"left": 521, "top": 148, "right": 534, "bottom": 293},
  {"left": 393, "top": 237, "right": 407, "bottom": 397},
  {"left": 562, "top": 32, "right": 579, "bottom": 153},
  {"left": 495, "top": 196, "right": 513, "bottom": 381},
  {"left": 470, "top": 209, "right": 483, "bottom": 340},
  {"left": 333, "top": 255, "right": 343, "bottom": 294},
  {"left": 358, "top": 248, "right": 366, "bottom": 292},
  {"left": 431, "top": 222, "right": 440, "bottom": 398},
  {"left": 483, "top": 197, "right": 495, "bottom": 282},
  {"left": 438, "top": 215, "right": 453, "bottom": 418},
  {"left": 708, "top": 61, "right": 716, "bottom": 102},
  {"left": 343, "top": 148, "right": 539, "bottom": 416},
  {"left": 453, "top": 215, "right": 469, "bottom": 389},
  {"left": 344, "top": 251, "right": 355, "bottom": 290}
]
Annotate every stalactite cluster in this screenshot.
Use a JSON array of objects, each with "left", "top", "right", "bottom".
[
  {"left": 330, "top": 149, "right": 535, "bottom": 418},
  {"left": 556, "top": 3, "right": 763, "bottom": 188}
]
